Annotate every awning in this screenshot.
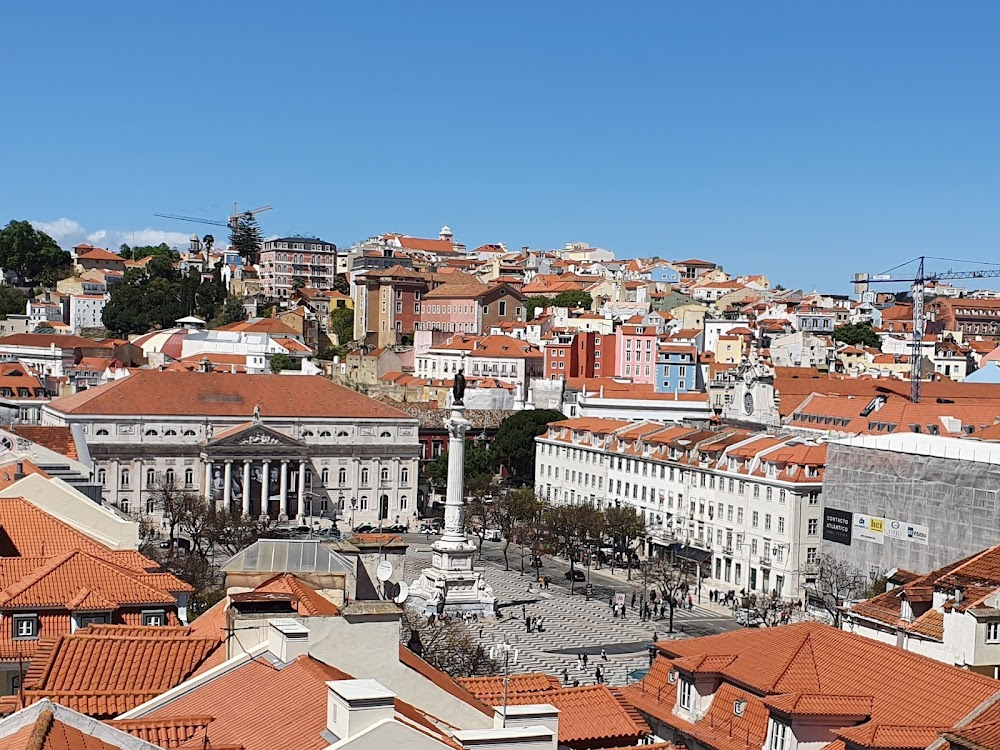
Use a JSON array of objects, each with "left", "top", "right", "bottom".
[{"left": 669, "top": 544, "right": 712, "bottom": 564}]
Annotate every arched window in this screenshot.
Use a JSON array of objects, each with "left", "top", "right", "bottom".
[
  {"left": 184, "top": 468, "right": 193, "bottom": 486},
  {"left": 96, "top": 429, "right": 109, "bottom": 436},
  {"left": 380, "top": 467, "right": 389, "bottom": 483},
  {"left": 338, "top": 467, "right": 347, "bottom": 485},
  {"left": 380, "top": 431, "right": 391, "bottom": 438},
  {"left": 401, "top": 467, "right": 410, "bottom": 485},
  {"left": 183, "top": 430, "right": 196, "bottom": 437},
  {"left": 361, "top": 468, "right": 370, "bottom": 485},
  {"left": 146, "top": 469, "right": 155, "bottom": 487},
  {"left": 165, "top": 468, "right": 175, "bottom": 485},
  {"left": 146, "top": 498, "right": 154, "bottom": 515},
  {"left": 320, "top": 431, "right": 332, "bottom": 438},
  {"left": 360, "top": 496, "right": 368, "bottom": 510},
  {"left": 321, "top": 468, "right": 330, "bottom": 486},
  {"left": 144, "top": 429, "right": 158, "bottom": 436},
  {"left": 164, "top": 429, "right": 177, "bottom": 436},
  {"left": 120, "top": 498, "right": 130, "bottom": 513},
  {"left": 120, "top": 468, "right": 130, "bottom": 487},
  {"left": 302, "top": 430, "right": 314, "bottom": 437},
  {"left": 337, "top": 430, "right": 349, "bottom": 438},
  {"left": 400, "top": 495, "right": 408, "bottom": 510},
  {"left": 97, "top": 468, "right": 106, "bottom": 485}
]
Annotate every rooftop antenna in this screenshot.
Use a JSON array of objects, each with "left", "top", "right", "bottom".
[{"left": 489, "top": 639, "right": 519, "bottom": 727}]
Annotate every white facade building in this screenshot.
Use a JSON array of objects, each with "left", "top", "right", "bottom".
[
  {"left": 68, "top": 294, "right": 108, "bottom": 331},
  {"left": 535, "top": 417, "right": 826, "bottom": 600},
  {"left": 42, "top": 370, "right": 422, "bottom": 528}
]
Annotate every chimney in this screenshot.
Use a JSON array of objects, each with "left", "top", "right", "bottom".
[
  {"left": 456, "top": 726, "right": 556, "bottom": 750},
  {"left": 326, "top": 679, "right": 395, "bottom": 740},
  {"left": 14, "top": 462, "right": 24, "bottom": 481},
  {"left": 493, "top": 704, "right": 559, "bottom": 750},
  {"left": 267, "top": 618, "right": 310, "bottom": 663}
]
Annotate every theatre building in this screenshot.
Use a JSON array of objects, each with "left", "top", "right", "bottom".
[{"left": 42, "top": 370, "right": 421, "bottom": 528}]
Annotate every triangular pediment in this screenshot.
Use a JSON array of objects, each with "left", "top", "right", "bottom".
[{"left": 206, "top": 422, "right": 303, "bottom": 448}]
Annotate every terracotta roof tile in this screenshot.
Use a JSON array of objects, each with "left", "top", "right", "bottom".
[
  {"left": 47, "top": 371, "right": 411, "bottom": 420},
  {"left": 0, "top": 708, "right": 122, "bottom": 750},
  {"left": 457, "top": 673, "right": 561, "bottom": 697},
  {"left": 107, "top": 717, "right": 214, "bottom": 749},
  {"left": 252, "top": 574, "right": 340, "bottom": 616}
]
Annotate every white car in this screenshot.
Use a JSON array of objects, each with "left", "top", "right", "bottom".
[{"left": 484, "top": 529, "right": 502, "bottom": 542}]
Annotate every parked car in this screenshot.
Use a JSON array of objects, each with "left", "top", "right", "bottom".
[
  {"left": 564, "top": 569, "right": 586, "bottom": 582},
  {"left": 159, "top": 538, "right": 191, "bottom": 551},
  {"left": 353, "top": 524, "right": 375, "bottom": 534},
  {"left": 419, "top": 524, "right": 438, "bottom": 535},
  {"left": 484, "top": 529, "right": 502, "bottom": 542},
  {"left": 384, "top": 523, "right": 408, "bottom": 533}
]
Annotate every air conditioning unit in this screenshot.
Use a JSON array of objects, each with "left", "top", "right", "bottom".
[{"left": 668, "top": 671, "right": 677, "bottom": 685}]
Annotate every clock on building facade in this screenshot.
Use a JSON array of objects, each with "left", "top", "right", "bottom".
[{"left": 744, "top": 391, "right": 754, "bottom": 415}]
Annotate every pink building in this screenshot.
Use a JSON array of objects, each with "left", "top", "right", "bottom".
[{"left": 615, "top": 321, "right": 659, "bottom": 383}]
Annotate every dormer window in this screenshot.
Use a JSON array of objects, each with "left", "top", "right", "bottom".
[
  {"left": 987, "top": 621, "right": 1000, "bottom": 644},
  {"left": 13, "top": 614, "right": 38, "bottom": 640},
  {"left": 678, "top": 677, "right": 694, "bottom": 710},
  {"left": 768, "top": 719, "right": 791, "bottom": 750}
]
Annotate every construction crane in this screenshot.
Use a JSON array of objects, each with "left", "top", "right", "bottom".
[
  {"left": 154, "top": 203, "right": 272, "bottom": 231},
  {"left": 854, "top": 256, "right": 1000, "bottom": 404}
]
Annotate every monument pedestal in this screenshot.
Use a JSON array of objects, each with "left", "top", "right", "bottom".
[{"left": 408, "top": 403, "right": 496, "bottom": 617}]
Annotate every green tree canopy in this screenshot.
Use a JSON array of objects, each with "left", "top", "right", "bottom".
[
  {"left": 427, "top": 441, "right": 497, "bottom": 493},
  {"left": 525, "top": 290, "right": 593, "bottom": 319},
  {"left": 0, "top": 220, "right": 72, "bottom": 285},
  {"left": 333, "top": 274, "right": 350, "bottom": 295},
  {"left": 603, "top": 505, "right": 646, "bottom": 577},
  {"left": 211, "top": 295, "right": 248, "bottom": 328},
  {"left": 269, "top": 353, "right": 294, "bottom": 373},
  {"left": 330, "top": 306, "right": 354, "bottom": 346},
  {"left": 119, "top": 242, "right": 179, "bottom": 262},
  {"left": 230, "top": 214, "right": 263, "bottom": 262},
  {"left": 492, "top": 409, "right": 565, "bottom": 479},
  {"left": 833, "top": 322, "right": 881, "bottom": 350},
  {"left": 0, "top": 286, "right": 27, "bottom": 317}
]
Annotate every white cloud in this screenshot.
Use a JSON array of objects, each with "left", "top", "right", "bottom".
[
  {"left": 117, "top": 228, "right": 195, "bottom": 248},
  {"left": 85, "top": 229, "right": 108, "bottom": 243},
  {"left": 30, "top": 218, "right": 85, "bottom": 243}
]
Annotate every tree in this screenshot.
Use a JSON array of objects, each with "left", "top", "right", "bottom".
[
  {"left": 230, "top": 214, "right": 263, "bottom": 263},
  {"left": 811, "top": 554, "right": 870, "bottom": 627},
  {"left": 330, "top": 306, "right": 354, "bottom": 346},
  {"left": 270, "top": 353, "right": 294, "bottom": 373},
  {"left": 649, "top": 559, "right": 692, "bottom": 633},
  {"left": 120, "top": 242, "right": 179, "bottom": 262},
  {"left": 211, "top": 294, "right": 248, "bottom": 328},
  {"left": 103, "top": 264, "right": 189, "bottom": 336},
  {"left": 735, "top": 591, "right": 795, "bottom": 627},
  {"left": 0, "top": 220, "right": 71, "bottom": 285},
  {"left": 490, "top": 488, "right": 542, "bottom": 571},
  {"left": 426, "top": 442, "right": 497, "bottom": 495},
  {"left": 292, "top": 276, "right": 306, "bottom": 291},
  {"left": 544, "top": 503, "right": 603, "bottom": 594},
  {"left": 492, "top": 409, "right": 565, "bottom": 479},
  {"left": 603, "top": 505, "right": 646, "bottom": 578},
  {"left": 399, "top": 607, "right": 499, "bottom": 677},
  {"left": 552, "top": 289, "right": 593, "bottom": 310},
  {"left": 333, "top": 274, "right": 350, "bottom": 295},
  {"left": 833, "top": 322, "right": 881, "bottom": 350},
  {"left": 0, "top": 286, "right": 27, "bottom": 317}
]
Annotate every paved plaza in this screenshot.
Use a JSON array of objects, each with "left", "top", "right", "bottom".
[{"left": 402, "top": 540, "right": 739, "bottom": 687}]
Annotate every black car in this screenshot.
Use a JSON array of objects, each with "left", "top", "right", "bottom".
[
  {"left": 564, "top": 569, "right": 586, "bottom": 582},
  {"left": 353, "top": 524, "right": 375, "bottom": 533},
  {"left": 384, "top": 523, "right": 408, "bottom": 533}
]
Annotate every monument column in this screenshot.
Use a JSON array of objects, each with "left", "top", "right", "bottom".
[
  {"left": 261, "top": 459, "right": 271, "bottom": 517},
  {"left": 440, "top": 411, "right": 472, "bottom": 544},
  {"left": 203, "top": 461, "right": 213, "bottom": 503}
]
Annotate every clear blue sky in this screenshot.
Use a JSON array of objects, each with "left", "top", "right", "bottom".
[{"left": 3, "top": 2, "right": 999, "bottom": 292}]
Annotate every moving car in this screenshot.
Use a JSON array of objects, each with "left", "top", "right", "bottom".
[{"left": 564, "top": 569, "right": 586, "bottom": 582}]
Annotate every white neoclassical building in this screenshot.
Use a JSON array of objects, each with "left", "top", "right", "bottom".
[{"left": 42, "top": 370, "right": 421, "bottom": 528}]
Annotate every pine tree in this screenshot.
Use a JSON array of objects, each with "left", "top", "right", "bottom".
[{"left": 229, "top": 213, "right": 263, "bottom": 263}]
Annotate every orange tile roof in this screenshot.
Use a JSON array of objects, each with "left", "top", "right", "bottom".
[
  {"left": 15, "top": 625, "right": 222, "bottom": 717},
  {"left": 489, "top": 685, "right": 649, "bottom": 746},
  {"left": 0, "top": 334, "right": 111, "bottom": 350},
  {"left": 0, "top": 498, "right": 157, "bottom": 571},
  {"left": 0, "top": 707, "right": 123, "bottom": 750},
  {"left": 48, "top": 371, "right": 410, "bottom": 420},
  {"left": 216, "top": 318, "right": 299, "bottom": 336},
  {"left": 620, "top": 622, "right": 998, "bottom": 750},
  {"left": 8, "top": 426, "right": 78, "bottom": 460},
  {"left": 252, "top": 574, "right": 340, "bottom": 616},
  {"left": 458, "top": 672, "right": 561, "bottom": 697},
  {"left": 107, "top": 717, "right": 214, "bottom": 749}
]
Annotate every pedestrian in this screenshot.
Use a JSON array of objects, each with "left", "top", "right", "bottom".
[
  {"left": 583, "top": 653, "right": 589, "bottom": 667},
  {"left": 525, "top": 616, "right": 531, "bottom": 633},
  {"left": 522, "top": 604, "right": 527, "bottom": 620},
  {"left": 631, "top": 592, "right": 636, "bottom": 609},
  {"left": 601, "top": 648, "right": 607, "bottom": 661},
  {"left": 687, "top": 594, "right": 693, "bottom": 611},
  {"left": 479, "top": 626, "right": 484, "bottom": 639},
  {"left": 652, "top": 631, "right": 658, "bottom": 642},
  {"left": 537, "top": 617, "right": 545, "bottom": 633},
  {"left": 595, "top": 666, "right": 603, "bottom": 684},
  {"left": 562, "top": 667, "right": 569, "bottom": 683}
]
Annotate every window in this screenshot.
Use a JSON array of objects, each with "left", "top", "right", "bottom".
[
  {"left": 13, "top": 614, "right": 38, "bottom": 640},
  {"left": 380, "top": 467, "right": 389, "bottom": 483},
  {"left": 165, "top": 469, "right": 175, "bottom": 486},
  {"left": 183, "top": 430, "right": 196, "bottom": 437},
  {"left": 499, "top": 300, "right": 507, "bottom": 316},
  {"left": 769, "top": 720, "right": 790, "bottom": 750},
  {"left": 808, "top": 518, "right": 818, "bottom": 536},
  {"left": 146, "top": 469, "right": 156, "bottom": 487},
  {"left": 184, "top": 468, "right": 193, "bottom": 486},
  {"left": 401, "top": 467, "right": 410, "bottom": 485},
  {"left": 338, "top": 467, "right": 347, "bottom": 485},
  {"left": 380, "top": 430, "right": 392, "bottom": 438},
  {"left": 400, "top": 495, "right": 408, "bottom": 510},
  {"left": 752, "top": 511, "right": 759, "bottom": 528},
  {"left": 97, "top": 468, "right": 107, "bottom": 485},
  {"left": 807, "top": 547, "right": 818, "bottom": 565},
  {"left": 96, "top": 429, "right": 109, "bottom": 436},
  {"left": 778, "top": 516, "right": 785, "bottom": 534},
  {"left": 766, "top": 487, "right": 773, "bottom": 501},
  {"left": 360, "top": 496, "right": 369, "bottom": 510},
  {"left": 765, "top": 514, "right": 772, "bottom": 531},
  {"left": 737, "top": 508, "right": 744, "bottom": 524},
  {"left": 164, "top": 429, "right": 177, "bottom": 436},
  {"left": 361, "top": 468, "right": 370, "bottom": 485},
  {"left": 320, "top": 431, "right": 332, "bottom": 438},
  {"left": 120, "top": 468, "right": 131, "bottom": 487},
  {"left": 321, "top": 468, "right": 330, "bottom": 485},
  {"left": 142, "top": 610, "right": 166, "bottom": 627},
  {"left": 678, "top": 678, "right": 693, "bottom": 710},
  {"left": 753, "top": 485, "right": 760, "bottom": 498},
  {"left": 78, "top": 613, "right": 107, "bottom": 628},
  {"left": 145, "top": 429, "right": 158, "bottom": 436},
  {"left": 779, "top": 489, "right": 786, "bottom": 503}
]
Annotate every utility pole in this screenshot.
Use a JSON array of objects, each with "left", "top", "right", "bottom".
[{"left": 489, "top": 640, "right": 519, "bottom": 727}]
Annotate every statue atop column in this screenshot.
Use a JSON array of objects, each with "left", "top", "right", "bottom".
[{"left": 452, "top": 369, "right": 466, "bottom": 406}]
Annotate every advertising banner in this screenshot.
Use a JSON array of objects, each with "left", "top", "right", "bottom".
[
  {"left": 885, "top": 518, "right": 929, "bottom": 545},
  {"left": 822, "top": 508, "right": 853, "bottom": 545},
  {"left": 854, "top": 514, "right": 885, "bottom": 544}
]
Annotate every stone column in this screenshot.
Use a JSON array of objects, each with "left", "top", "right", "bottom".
[
  {"left": 223, "top": 460, "right": 233, "bottom": 509},
  {"left": 203, "top": 461, "right": 213, "bottom": 504},
  {"left": 297, "top": 459, "right": 307, "bottom": 511},
  {"left": 242, "top": 460, "right": 252, "bottom": 516},
  {"left": 279, "top": 460, "right": 290, "bottom": 518},
  {"left": 261, "top": 459, "right": 271, "bottom": 517},
  {"left": 441, "top": 405, "right": 472, "bottom": 545}
]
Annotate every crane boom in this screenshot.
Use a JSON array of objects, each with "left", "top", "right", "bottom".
[
  {"left": 855, "top": 256, "right": 1000, "bottom": 404},
  {"left": 153, "top": 212, "right": 229, "bottom": 228}
]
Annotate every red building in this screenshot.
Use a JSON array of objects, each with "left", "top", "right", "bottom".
[{"left": 544, "top": 330, "right": 617, "bottom": 379}]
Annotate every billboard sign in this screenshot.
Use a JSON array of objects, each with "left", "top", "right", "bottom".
[
  {"left": 885, "top": 518, "right": 929, "bottom": 545},
  {"left": 822, "top": 508, "right": 853, "bottom": 545},
  {"left": 854, "top": 514, "right": 885, "bottom": 544}
]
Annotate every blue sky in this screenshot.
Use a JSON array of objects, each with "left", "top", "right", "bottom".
[{"left": 3, "top": 2, "right": 999, "bottom": 293}]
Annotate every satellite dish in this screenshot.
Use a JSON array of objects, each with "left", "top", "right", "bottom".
[
  {"left": 376, "top": 560, "right": 393, "bottom": 582},
  {"left": 394, "top": 581, "right": 409, "bottom": 604}
]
